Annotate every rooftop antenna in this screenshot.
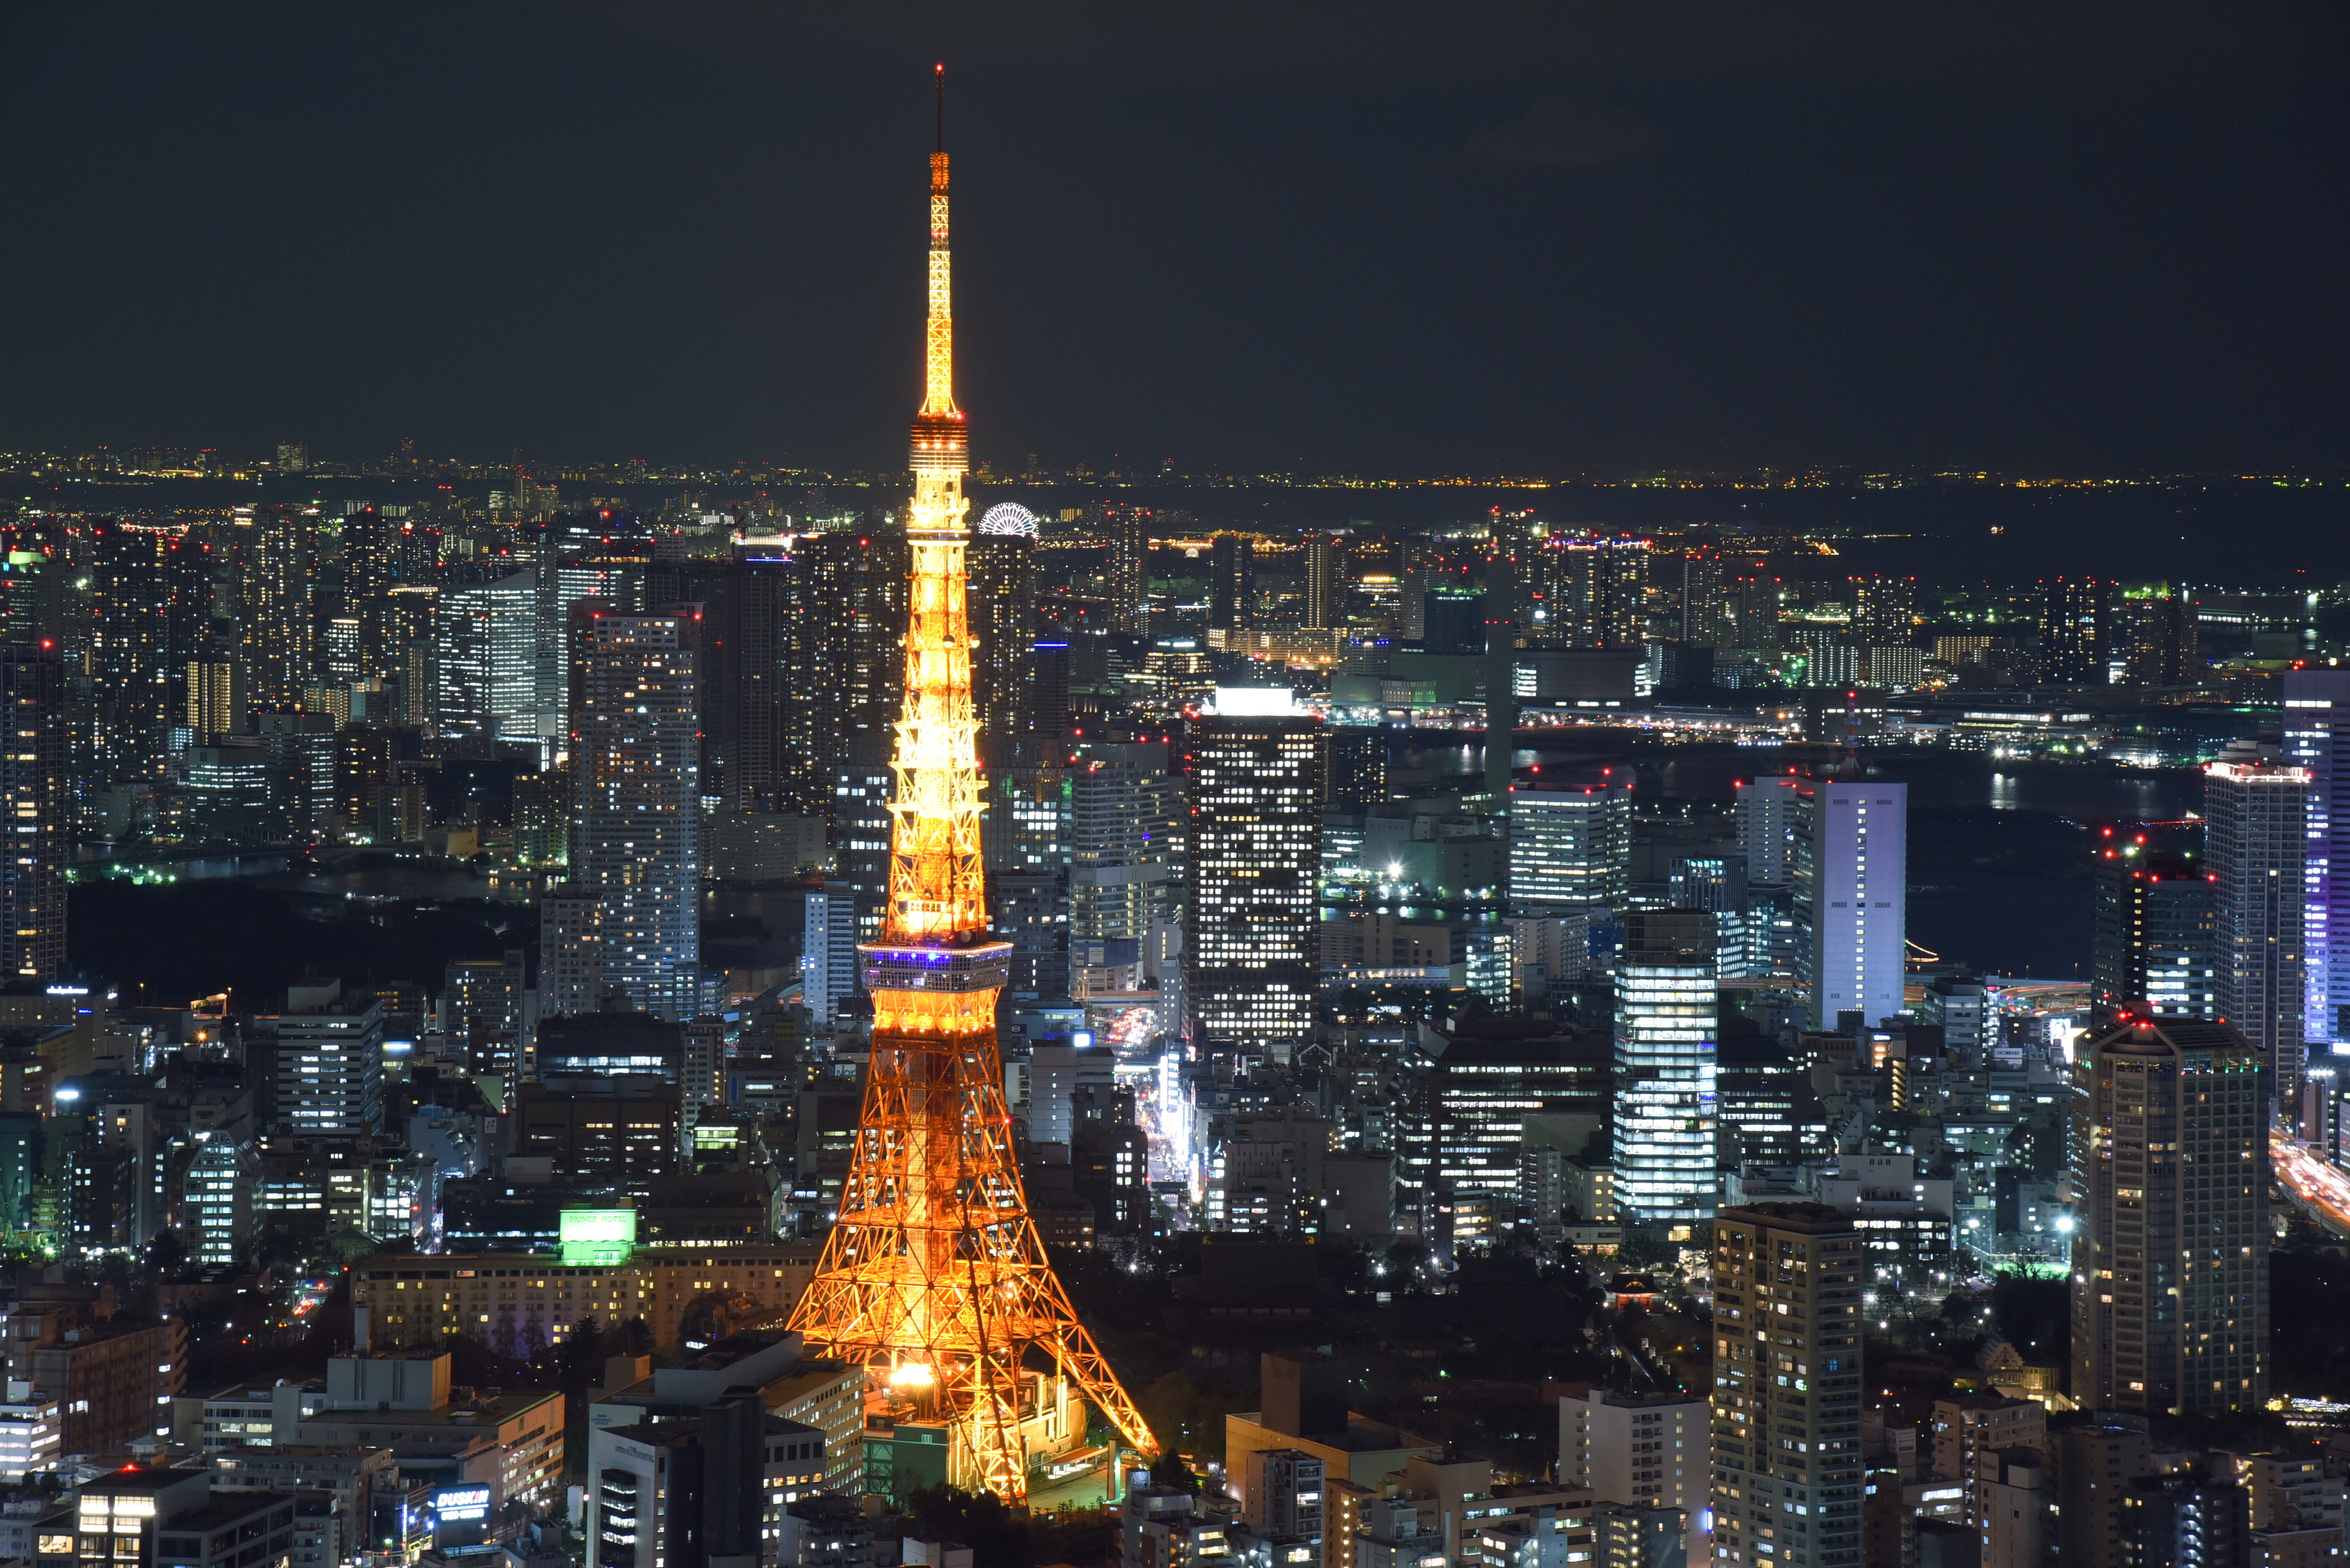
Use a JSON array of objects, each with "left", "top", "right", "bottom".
[{"left": 936, "top": 61, "right": 944, "bottom": 153}]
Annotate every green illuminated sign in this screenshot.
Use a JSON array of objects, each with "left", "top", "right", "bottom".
[{"left": 559, "top": 1207, "right": 637, "bottom": 1266}]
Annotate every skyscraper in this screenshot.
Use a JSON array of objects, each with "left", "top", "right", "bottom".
[
  {"left": 1185, "top": 696, "right": 1322, "bottom": 1063},
  {"left": 1709, "top": 1203, "right": 1867, "bottom": 1568},
  {"left": 1611, "top": 949, "right": 1718, "bottom": 1222},
  {"left": 1677, "top": 550, "right": 1731, "bottom": 647},
  {"left": 1797, "top": 779, "right": 1907, "bottom": 1030},
  {"left": 230, "top": 506, "right": 315, "bottom": 709},
  {"left": 1303, "top": 532, "right": 1346, "bottom": 631},
  {"left": 1070, "top": 741, "right": 1181, "bottom": 954},
  {"left": 1207, "top": 533, "right": 1255, "bottom": 649},
  {"left": 1551, "top": 536, "right": 1649, "bottom": 647},
  {"left": 538, "top": 884, "right": 603, "bottom": 1018},
  {"left": 2204, "top": 748, "right": 2308, "bottom": 1101},
  {"left": 969, "top": 508, "right": 1038, "bottom": 765},
  {"left": 87, "top": 522, "right": 180, "bottom": 782},
  {"left": 2034, "top": 576, "right": 2110, "bottom": 684},
  {"left": 1510, "top": 777, "right": 1633, "bottom": 911},
  {"left": 1735, "top": 774, "right": 1804, "bottom": 887},
  {"left": 568, "top": 604, "right": 702, "bottom": 1020},
  {"left": 1847, "top": 574, "right": 1913, "bottom": 649},
  {"left": 2069, "top": 1014, "right": 2268, "bottom": 1416},
  {"left": 2121, "top": 594, "right": 2199, "bottom": 686},
  {"left": 794, "top": 529, "right": 913, "bottom": 810},
  {"left": 724, "top": 548, "right": 794, "bottom": 810},
  {"left": 434, "top": 570, "right": 540, "bottom": 743},
  {"left": 2285, "top": 668, "right": 2350, "bottom": 1051},
  {"left": 0, "top": 645, "right": 65, "bottom": 983},
  {"left": 2089, "top": 847, "right": 2216, "bottom": 1021},
  {"left": 1104, "top": 504, "right": 1148, "bottom": 637},
  {"left": 1421, "top": 589, "right": 1485, "bottom": 655}
]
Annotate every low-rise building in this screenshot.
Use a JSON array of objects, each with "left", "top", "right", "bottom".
[
  {"left": 589, "top": 1332, "right": 861, "bottom": 1496},
  {"left": 75, "top": 1466, "right": 296, "bottom": 1568},
  {"left": 277, "top": 1353, "right": 563, "bottom": 1514},
  {"left": 349, "top": 1242, "right": 824, "bottom": 1355},
  {"left": 0, "top": 1382, "right": 62, "bottom": 1479}
]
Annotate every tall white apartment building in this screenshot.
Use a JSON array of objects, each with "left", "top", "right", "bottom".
[
  {"left": 2205, "top": 748, "right": 2310, "bottom": 1101},
  {"left": 1557, "top": 1388, "right": 1706, "bottom": 1567}
]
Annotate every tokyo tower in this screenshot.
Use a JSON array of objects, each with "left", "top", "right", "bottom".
[{"left": 785, "top": 66, "right": 1158, "bottom": 1501}]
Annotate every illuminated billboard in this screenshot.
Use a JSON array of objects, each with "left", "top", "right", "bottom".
[
  {"left": 432, "top": 1487, "right": 490, "bottom": 1523},
  {"left": 558, "top": 1207, "right": 637, "bottom": 1266}
]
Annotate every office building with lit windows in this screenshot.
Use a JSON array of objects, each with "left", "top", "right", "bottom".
[
  {"left": 1509, "top": 778, "right": 1632, "bottom": 911},
  {"left": 435, "top": 569, "right": 542, "bottom": 742},
  {"left": 270, "top": 979, "right": 385, "bottom": 1139},
  {"left": 1708, "top": 1203, "right": 1866, "bottom": 1568},
  {"left": 1796, "top": 780, "right": 1907, "bottom": 1030},
  {"left": 2070, "top": 1015, "right": 2268, "bottom": 1417},
  {"left": 2285, "top": 668, "right": 2350, "bottom": 1050},
  {"left": 74, "top": 1468, "right": 296, "bottom": 1568},
  {"left": 1185, "top": 696, "right": 1322, "bottom": 1062},
  {"left": 1611, "top": 952, "right": 1718, "bottom": 1222}
]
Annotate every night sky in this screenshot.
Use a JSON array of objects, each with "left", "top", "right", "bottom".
[{"left": 3, "top": 3, "right": 2343, "bottom": 476}]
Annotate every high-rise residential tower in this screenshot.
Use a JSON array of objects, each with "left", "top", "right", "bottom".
[
  {"left": 231, "top": 505, "right": 315, "bottom": 709},
  {"left": 2121, "top": 593, "right": 2199, "bottom": 686},
  {"left": 1550, "top": 536, "right": 1649, "bottom": 647},
  {"left": 2089, "top": 847, "right": 2216, "bottom": 1022},
  {"left": 2285, "top": 668, "right": 2350, "bottom": 1051},
  {"left": 969, "top": 506, "right": 1039, "bottom": 765},
  {"left": 2070, "top": 1015, "right": 2268, "bottom": 1415},
  {"left": 2035, "top": 576, "right": 2111, "bottom": 684},
  {"left": 1735, "top": 774, "right": 1804, "bottom": 887},
  {"left": 1797, "top": 778, "right": 1907, "bottom": 1030},
  {"left": 1207, "top": 534, "right": 1255, "bottom": 649},
  {"left": 785, "top": 75, "right": 1155, "bottom": 1500},
  {"left": 1709, "top": 1203, "right": 1867, "bottom": 1568},
  {"left": 1185, "top": 695, "right": 1322, "bottom": 1063},
  {"left": 2204, "top": 748, "right": 2308, "bottom": 1101},
  {"left": 0, "top": 645, "right": 66, "bottom": 983},
  {"left": 1303, "top": 532, "right": 1346, "bottom": 632},
  {"left": 568, "top": 603, "right": 702, "bottom": 1019}
]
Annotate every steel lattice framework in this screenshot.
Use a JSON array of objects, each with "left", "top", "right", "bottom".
[{"left": 785, "top": 69, "right": 1157, "bottom": 1501}]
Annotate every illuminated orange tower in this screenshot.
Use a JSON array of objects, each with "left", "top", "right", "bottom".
[{"left": 785, "top": 66, "right": 1157, "bottom": 1501}]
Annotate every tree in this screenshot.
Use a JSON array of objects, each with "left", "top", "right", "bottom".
[
  {"left": 1147, "top": 1448, "right": 1202, "bottom": 1495},
  {"left": 902, "top": 1485, "right": 1028, "bottom": 1568},
  {"left": 143, "top": 1227, "right": 192, "bottom": 1279}
]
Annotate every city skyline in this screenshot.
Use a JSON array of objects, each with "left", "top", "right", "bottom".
[{"left": 10, "top": 15, "right": 2350, "bottom": 1568}]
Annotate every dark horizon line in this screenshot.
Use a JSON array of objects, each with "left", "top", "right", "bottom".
[{"left": 3, "top": 453, "right": 2344, "bottom": 492}]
